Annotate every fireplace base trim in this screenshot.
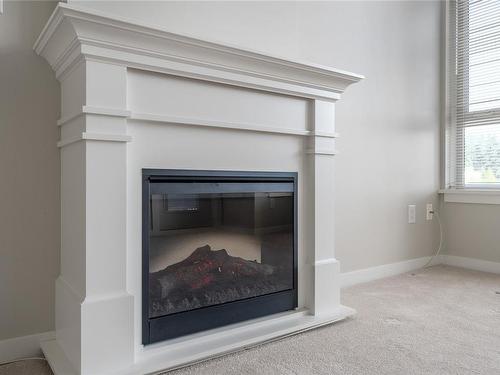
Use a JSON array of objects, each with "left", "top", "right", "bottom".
[{"left": 41, "top": 306, "right": 355, "bottom": 375}]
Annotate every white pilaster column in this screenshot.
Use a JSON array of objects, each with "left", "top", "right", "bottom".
[
  {"left": 57, "top": 60, "right": 134, "bottom": 374},
  {"left": 308, "top": 100, "right": 340, "bottom": 315}
]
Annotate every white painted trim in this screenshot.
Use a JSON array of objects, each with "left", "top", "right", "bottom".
[
  {"left": 56, "top": 112, "right": 82, "bottom": 127},
  {"left": 41, "top": 341, "right": 76, "bottom": 375},
  {"left": 57, "top": 106, "right": 131, "bottom": 126},
  {"left": 58, "top": 110, "right": 335, "bottom": 139},
  {"left": 33, "top": 4, "right": 363, "bottom": 82},
  {"left": 43, "top": 307, "right": 354, "bottom": 375},
  {"left": 83, "top": 132, "right": 132, "bottom": 143},
  {"left": 82, "top": 106, "right": 131, "bottom": 119},
  {"left": 340, "top": 256, "right": 442, "bottom": 288},
  {"left": 84, "top": 291, "right": 132, "bottom": 304},
  {"left": 85, "top": 49, "right": 342, "bottom": 102},
  {"left": 57, "top": 132, "right": 132, "bottom": 148},
  {"left": 0, "top": 331, "right": 55, "bottom": 363},
  {"left": 441, "top": 255, "right": 500, "bottom": 274},
  {"left": 442, "top": 0, "right": 454, "bottom": 189},
  {"left": 439, "top": 188, "right": 500, "bottom": 204},
  {"left": 129, "top": 112, "right": 311, "bottom": 137},
  {"left": 312, "top": 131, "right": 339, "bottom": 138},
  {"left": 314, "top": 258, "right": 338, "bottom": 266},
  {"left": 339, "top": 254, "right": 500, "bottom": 289},
  {"left": 56, "top": 276, "right": 83, "bottom": 303},
  {"left": 305, "top": 149, "right": 337, "bottom": 155},
  {"left": 33, "top": 3, "right": 363, "bottom": 100}
]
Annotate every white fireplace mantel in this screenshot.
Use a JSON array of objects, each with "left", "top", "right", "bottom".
[
  {"left": 35, "top": 3, "right": 363, "bottom": 375},
  {"left": 35, "top": 3, "right": 362, "bottom": 101}
]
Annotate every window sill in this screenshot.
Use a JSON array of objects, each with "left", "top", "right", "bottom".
[{"left": 439, "top": 189, "right": 500, "bottom": 205}]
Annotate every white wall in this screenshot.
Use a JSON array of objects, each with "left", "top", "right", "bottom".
[
  {"left": 296, "top": 1, "right": 442, "bottom": 271},
  {"left": 1, "top": 0, "right": 442, "bottom": 342},
  {"left": 0, "top": 0, "right": 59, "bottom": 341}
]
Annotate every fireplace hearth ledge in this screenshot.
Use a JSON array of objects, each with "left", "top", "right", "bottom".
[
  {"left": 35, "top": 3, "right": 363, "bottom": 374},
  {"left": 41, "top": 306, "right": 355, "bottom": 375}
]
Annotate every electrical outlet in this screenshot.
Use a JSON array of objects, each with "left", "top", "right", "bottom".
[
  {"left": 426, "top": 203, "right": 433, "bottom": 220},
  {"left": 408, "top": 204, "right": 416, "bottom": 224}
]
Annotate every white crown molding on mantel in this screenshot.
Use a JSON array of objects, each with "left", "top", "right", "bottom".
[{"left": 33, "top": 3, "right": 363, "bottom": 102}]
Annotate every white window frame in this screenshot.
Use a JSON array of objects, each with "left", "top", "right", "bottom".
[{"left": 441, "top": 0, "right": 500, "bottom": 204}]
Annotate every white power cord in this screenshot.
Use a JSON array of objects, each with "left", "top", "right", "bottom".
[{"left": 421, "top": 210, "right": 444, "bottom": 269}]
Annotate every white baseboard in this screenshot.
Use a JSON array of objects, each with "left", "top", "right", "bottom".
[
  {"left": 0, "top": 331, "right": 55, "bottom": 364},
  {"left": 441, "top": 255, "right": 500, "bottom": 274},
  {"left": 340, "top": 254, "right": 500, "bottom": 289},
  {"left": 340, "top": 255, "right": 442, "bottom": 288}
]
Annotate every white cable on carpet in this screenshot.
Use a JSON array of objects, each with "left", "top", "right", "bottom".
[{"left": 422, "top": 210, "right": 443, "bottom": 269}]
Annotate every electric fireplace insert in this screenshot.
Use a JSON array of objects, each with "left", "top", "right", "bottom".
[{"left": 142, "top": 169, "right": 298, "bottom": 344}]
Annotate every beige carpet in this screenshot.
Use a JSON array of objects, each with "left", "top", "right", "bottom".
[
  {"left": 169, "top": 265, "right": 500, "bottom": 375},
  {"left": 2, "top": 266, "right": 499, "bottom": 375}
]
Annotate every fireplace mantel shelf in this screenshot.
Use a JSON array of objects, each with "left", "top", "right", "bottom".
[{"left": 34, "top": 3, "right": 363, "bottom": 101}]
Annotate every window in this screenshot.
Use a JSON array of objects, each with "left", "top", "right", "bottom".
[{"left": 448, "top": 0, "right": 500, "bottom": 188}]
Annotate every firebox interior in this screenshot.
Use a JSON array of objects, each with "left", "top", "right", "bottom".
[{"left": 142, "top": 170, "right": 298, "bottom": 344}]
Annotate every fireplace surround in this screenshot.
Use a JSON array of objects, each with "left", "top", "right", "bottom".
[
  {"left": 142, "top": 169, "right": 298, "bottom": 343},
  {"left": 34, "top": 3, "right": 363, "bottom": 374}
]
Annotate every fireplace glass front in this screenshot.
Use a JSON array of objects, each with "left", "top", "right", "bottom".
[{"left": 142, "top": 170, "right": 297, "bottom": 344}]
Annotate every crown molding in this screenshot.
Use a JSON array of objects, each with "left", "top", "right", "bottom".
[{"left": 34, "top": 3, "right": 363, "bottom": 101}]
